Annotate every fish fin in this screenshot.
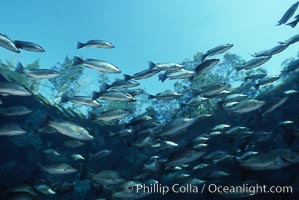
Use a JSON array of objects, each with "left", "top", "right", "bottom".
[
  {"left": 148, "top": 94, "right": 154, "bottom": 99},
  {"left": 73, "top": 56, "right": 84, "bottom": 66},
  {"left": 101, "top": 82, "right": 110, "bottom": 91},
  {"left": 15, "top": 62, "right": 25, "bottom": 73},
  {"left": 158, "top": 73, "right": 167, "bottom": 82},
  {"left": 286, "top": 20, "right": 299, "bottom": 28},
  {"left": 60, "top": 94, "right": 69, "bottom": 103},
  {"left": 76, "top": 41, "right": 85, "bottom": 49},
  {"left": 123, "top": 74, "right": 133, "bottom": 81},
  {"left": 92, "top": 91, "right": 100, "bottom": 100},
  {"left": 148, "top": 61, "right": 157, "bottom": 69}
]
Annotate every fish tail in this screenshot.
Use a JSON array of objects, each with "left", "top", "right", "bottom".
[
  {"left": 60, "top": 94, "right": 69, "bottom": 103},
  {"left": 15, "top": 62, "right": 25, "bottom": 73},
  {"left": 148, "top": 94, "right": 154, "bottom": 99},
  {"left": 158, "top": 73, "right": 167, "bottom": 82},
  {"left": 287, "top": 20, "right": 298, "bottom": 28},
  {"left": 101, "top": 82, "right": 110, "bottom": 91},
  {"left": 92, "top": 92, "right": 101, "bottom": 100},
  {"left": 76, "top": 41, "right": 85, "bottom": 49},
  {"left": 73, "top": 56, "right": 84, "bottom": 66},
  {"left": 123, "top": 74, "right": 133, "bottom": 81},
  {"left": 148, "top": 61, "right": 157, "bottom": 69},
  {"left": 235, "top": 66, "right": 242, "bottom": 72},
  {"left": 254, "top": 84, "right": 260, "bottom": 89}
]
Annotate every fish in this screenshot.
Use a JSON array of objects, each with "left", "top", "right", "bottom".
[
  {"left": 202, "top": 44, "right": 233, "bottom": 60},
  {"left": 148, "top": 91, "right": 182, "bottom": 100},
  {"left": 33, "top": 183, "right": 56, "bottom": 195},
  {"left": 192, "top": 163, "right": 209, "bottom": 170},
  {"left": 194, "top": 83, "right": 231, "bottom": 97},
  {"left": 124, "top": 65, "right": 160, "bottom": 80},
  {"left": 184, "top": 96, "right": 208, "bottom": 106},
  {"left": 254, "top": 75, "right": 280, "bottom": 89},
  {"left": 282, "top": 33, "right": 299, "bottom": 45},
  {"left": 47, "top": 119, "right": 94, "bottom": 140},
  {"left": 206, "top": 171, "right": 229, "bottom": 179},
  {"left": 149, "top": 61, "right": 184, "bottom": 71},
  {"left": 60, "top": 95, "right": 101, "bottom": 107},
  {"left": 244, "top": 72, "right": 267, "bottom": 81},
  {"left": 226, "top": 99, "right": 265, "bottom": 113},
  {"left": 284, "top": 89, "right": 298, "bottom": 95},
  {"left": 158, "top": 69, "right": 195, "bottom": 82},
  {"left": 166, "top": 149, "right": 205, "bottom": 167},
  {"left": 144, "top": 160, "right": 161, "bottom": 172},
  {"left": 262, "top": 96, "right": 289, "bottom": 117},
  {"left": 15, "top": 62, "right": 60, "bottom": 79},
  {"left": 63, "top": 140, "right": 85, "bottom": 148},
  {"left": 102, "top": 79, "right": 140, "bottom": 90},
  {"left": 286, "top": 14, "right": 299, "bottom": 28},
  {"left": 0, "top": 82, "right": 32, "bottom": 96},
  {"left": 42, "top": 149, "right": 60, "bottom": 157},
  {"left": 132, "top": 136, "right": 154, "bottom": 148},
  {"left": 0, "top": 123, "right": 26, "bottom": 136},
  {"left": 252, "top": 43, "right": 289, "bottom": 57},
  {"left": 92, "top": 90, "right": 136, "bottom": 101},
  {"left": 6, "top": 184, "right": 38, "bottom": 196},
  {"left": 109, "top": 128, "right": 134, "bottom": 137},
  {"left": 89, "top": 149, "right": 112, "bottom": 159},
  {"left": 73, "top": 56, "right": 121, "bottom": 73},
  {"left": 211, "top": 124, "right": 231, "bottom": 131},
  {"left": 41, "top": 163, "right": 77, "bottom": 174},
  {"left": 276, "top": 1, "right": 299, "bottom": 25},
  {"left": 194, "top": 59, "right": 220, "bottom": 75},
  {"left": 160, "top": 114, "right": 211, "bottom": 137},
  {"left": 91, "top": 170, "right": 125, "bottom": 185},
  {"left": 89, "top": 108, "right": 131, "bottom": 122},
  {"left": 0, "top": 33, "right": 20, "bottom": 53},
  {"left": 236, "top": 56, "right": 271, "bottom": 71},
  {"left": 0, "top": 106, "right": 32, "bottom": 116},
  {"left": 14, "top": 40, "right": 45, "bottom": 52},
  {"left": 222, "top": 93, "right": 247, "bottom": 103},
  {"left": 70, "top": 154, "right": 85, "bottom": 160},
  {"left": 281, "top": 58, "right": 299, "bottom": 73},
  {"left": 77, "top": 40, "right": 114, "bottom": 49}
]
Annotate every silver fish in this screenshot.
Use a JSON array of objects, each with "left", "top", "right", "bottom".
[
  {"left": 254, "top": 75, "right": 280, "bottom": 89},
  {"left": 228, "top": 99, "right": 265, "bottom": 113},
  {"left": 262, "top": 96, "right": 289, "bottom": 117},
  {"left": 202, "top": 44, "right": 233, "bottom": 60},
  {"left": 89, "top": 149, "right": 112, "bottom": 159},
  {"left": 0, "top": 123, "right": 26, "bottom": 136},
  {"left": 149, "top": 61, "right": 184, "bottom": 71},
  {"left": 0, "top": 82, "right": 32, "bottom": 96},
  {"left": 159, "top": 69, "right": 195, "bottom": 82},
  {"left": 148, "top": 91, "right": 182, "bottom": 100},
  {"left": 89, "top": 108, "right": 131, "bottom": 122},
  {"left": 60, "top": 95, "right": 101, "bottom": 107},
  {"left": 277, "top": 1, "right": 299, "bottom": 25},
  {"left": 253, "top": 43, "right": 289, "bottom": 57},
  {"left": 73, "top": 56, "right": 121, "bottom": 73},
  {"left": 91, "top": 170, "right": 125, "bottom": 185},
  {"left": 77, "top": 40, "right": 114, "bottom": 49},
  {"left": 166, "top": 149, "right": 205, "bottom": 167},
  {"left": 42, "top": 163, "right": 77, "bottom": 174},
  {"left": 195, "top": 59, "right": 220, "bottom": 75},
  {"left": 0, "top": 106, "right": 32, "bottom": 116},
  {"left": 236, "top": 56, "right": 271, "bottom": 71},
  {"left": 14, "top": 40, "right": 45, "bottom": 52},
  {"left": 0, "top": 33, "right": 19, "bottom": 53},
  {"left": 93, "top": 90, "right": 136, "bottom": 101},
  {"left": 47, "top": 120, "right": 94, "bottom": 140},
  {"left": 15, "top": 62, "right": 60, "bottom": 79}
]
